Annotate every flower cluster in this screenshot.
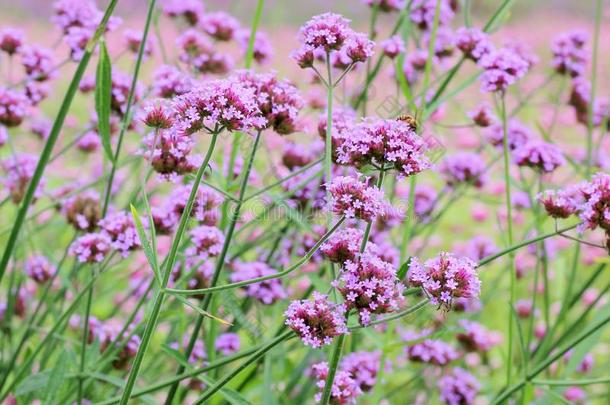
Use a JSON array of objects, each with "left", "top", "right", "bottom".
[
  {"left": 320, "top": 227, "right": 364, "bottom": 263},
  {"left": 230, "top": 261, "right": 287, "bottom": 305},
  {"left": 380, "top": 35, "right": 405, "bottom": 59},
  {"left": 186, "top": 225, "right": 225, "bottom": 259},
  {"left": 456, "top": 27, "right": 494, "bottom": 63},
  {"left": 310, "top": 362, "right": 362, "bottom": 404},
  {"left": 69, "top": 232, "right": 112, "bottom": 263},
  {"left": 98, "top": 211, "right": 141, "bottom": 257},
  {"left": 61, "top": 190, "right": 101, "bottom": 231},
  {"left": 0, "top": 27, "right": 24, "bottom": 55},
  {"left": 402, "top": 329, "right": 459, "bottom": 366},
  {"left": 334, "top": 252, "right": 405, "bottom": 326},
  {"left": 438, "top": 368, "right": 480, "bottom": 405},
  {"left": 152, "top": 65, "right": 194, "bottom": 99},
  {"left": 200, "top": 12, "right": 241, "bottom": 41},
  {"left": 408, "top": 253, "right": 481, "bottom": 309},
  {"left": 0, "top": 87, "right": 29, "bottom": 127},
  {"left": 340, "top": 351, "right": 382, "bottom": 392},
  {"left": 143, "top": 128, "right": 200, "bottom": 179},
  {"left": 456, "top": 320, "right": 501, "bottom": 352},
  {"left": 1, "top": 153, "right": 43, "bottom": 203},
  {"left": 327, "top": 176, "right": 386, "bottom": 222},
  {"left": 484, "top": 119, "right": 532, "bottom": 151},
  {"left": 284, "top": 291, "right": 348, "bottom": 348},
  {"left": 338, "top": 118, "right": 430, "bottom": 178},
  {"left": 410, "top": 0, "right": 457, "bottom": 31},
  {"left": 20, "top": 45, "right": 55, "bottom": 81},
  {"left": 176, "top": 29, "right": 233, "bottom": 75},
  {"left": 440, "top": 152, "right": 487, "bottom": 188},
  {"left": 512, "top": 141, "right": 565, "bottom": 173},
  {"left": 25, "top": 255, "right": 56, "bottom": 284},
  {"left": 551, "top": 30, "right": 588, "bottom": 77},
  {"left": 479, "top": 48, "right": 529, "bottom": 93},
  {"left": 215, "top": 333, "right": 240, "bottom": 356}
]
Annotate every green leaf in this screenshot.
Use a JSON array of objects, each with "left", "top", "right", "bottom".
[
  {"left": 397, "top": 257, "right": 411, "bottom": 280},
  {"left": 95, "top": 40, "right": 114, "bottom": 163},
  {"left": 130, "top": 204, "right": 160, "bottom": 284},
  {"left": 170, "top": 293, "right": 233, "bottom": 326},
  {"left": 15, "top": 370, "right": 51, "bottom": 396},
  {"left": 43, "top": 351, "right": 67, "bottom": 405}
]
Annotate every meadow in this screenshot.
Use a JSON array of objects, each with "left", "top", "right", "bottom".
[{"left": 0, "top": 0, "right": 609, "bottom": 403}]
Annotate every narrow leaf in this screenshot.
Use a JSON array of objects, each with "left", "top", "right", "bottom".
[
  {"left": 95, "top": 40, "right": 114, "bottom": 163},
  {"left": 130, "top": 204, "right": 160, "bottom": 284},
  {"left": 170, "top": 294, "right": 233, "bottom": 326}
]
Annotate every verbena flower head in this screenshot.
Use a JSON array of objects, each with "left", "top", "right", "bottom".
[
  {"left": 25, "top": 255, "right": 56, "bottom": 283},
  {"left": 285, "top": 291, "right": 348, "bottom": 348},
  {"left": 438, "top": 367, "right": 480, "bottom": 405},
  {"left": 0, "top": 87, "right": 29, "bottom": 127},
  {"left": 69, "top": 232, "right": 112, "bottom": 263},
  {"left": 440, "top": 152, "right": 487, "bottom": 188},
  {"left": 230, "top": 261, "right": 287, "bottom": 304},
  {"left": 281, "top": 140, "right": 321, "bottom": 170},
  {"left": 231, "top": 70, "right": 304, "bottom": 135},
  {"left": 152, "top": 65, "right": 194, "bottom": 99},
  {"left": 425, "top": 27, "right": 455, "bottom": 58},
  {"left": 460, "top": 236, "right": 498, "bottom": 261},
  {"left": 340, "top": 351, "right": 382, "bottom": 392},
  {"left": 456, "top": 320, "right": 501, "bottom": 352},
  {"left": 52, "top": 0, "right": 102, "bottom": 33},
  {"left": 176, "top": 29, "right": 233, "bottom": 75},
  {"left": 98, "top": 211, "right": 141, "bottom": 257},
  {"left": 236, "top": 29, "right": 273, "bottom": 64},
  {"left": 163, "top": 0, "right": 204, "bottom": 26},
  {"left": 456, "top": 27, "right": 494, "bottom": 62},
  {"left": 337, "top": 118, "right": 430, "bottom": 178},
  {"left": 327, "top": 176, "right": 386, "bottom": 222},
  {"left": 318, "top": 105, "right": 356, "bottom": 159},
  {"left": 363, "top": 0, "right": 406, "bottom": 12},
  {"left": 166, "top": 184, "right": 222, "bottom": 225},
  {"left": 298, "top": 13, "right": 352, "bottom": 52},
  {"left": 408, "top": 252, "right": 480, "bottom": 309},
  {"left": 64, "top": 26, "right": 93, "bottom": 61},
  {"left": 484, "top": 119, "right": 532, "bottom": 151},
  {"left": 334, "top": 252, "right": 405, "bottom": 326},
  {"left": 186, "top": 225, "right": 224, "bottom": 259},
  {"left": 513, "top": 141, "right": 565, "bottom": 173},
  {"left": 170, "top": 260, "right": 214, "bottom": 295},
  {"left": 0, "top": 28, "right": 24, "bottom": 55},
  {"left": 551, "top": 29, "right": 588, "bottom": 77},
  {"left": 143, "top": 128, "right": 200, "bottom": 179},
  {"left": 111, "top": 71, "right": 142, "bottom": 116},
  {"left": 468, "top": 103, "right": 496, "bottom": 127},
  {"left": 479, "top": 47, "right": 529, "bottom": 93},
  {"left": 411, "top": 184, "right": 437, "bottom": 219},
  {"left": 172, "top": 78, "right": 267, "bottom": 134},
  {"left": 1, "top": 153, "right": 43, "bottom": 203},
  {"left": 537, "top": 189, "right": 577, "bottom": 219},
  {"left": 402, "top": 329, "right": 459, "bottom": 365},
  {"left": 310, "top": 362, "right": 362, "bottom": 404},
  {"left": 410, "top": 0, "right": 457, "bottom": 31},
  {"left": 200, "top": 11, "right": 241, "bottom": 41},
  {"left": 211, "top": 333, "right": 240, "bottom": 356},
  {"left": 123, "top": 28, "right": 154, "bottom": 57},
  {"left": 344, "top": 32, "right": 375, "bottom": 63},
  {"left": 575, "top": 173, "right": 610, "bottom": 233},
  {"left": 61, "top": 190, "right": 101, "bottom": 231},
  {"left": 150, "top": 205, "right": 175, "bottom": 235},
  {"left": 380, "top": 35, "right": 405, "bottom": 59},
  {"left": 320, "top": 227, "right": 364, "bottom": 263}
]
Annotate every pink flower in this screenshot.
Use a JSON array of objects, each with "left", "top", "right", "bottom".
[
  {"left": 551, "top": 30, "right": 588, "bottom": 77},
  {"left": 0, "top": 87, "right": 29, "bottom": 127},
  {"left": 321, "top": 227, "right": 364, "bottom": 264},
  {"left": 25, "top": 255, "right": 56, "bottom": 283},
  {"left": 456, "top": 27, "right": 494, "bottom": 62},
  {"left": 363, "top": 0, "right": 406, "bottom": 13},
  {"left": 513, "top": 141, "right": 565, "bottom": 173},
  {"left": 123, "top": 28, "right": 154, "bottom": 57},
  {"left": 327, "top": 176, "right": 386, "bottom": 222},
  {"left": 215, "top": 333, "right": 240, "bottom": 356},
  {"left": 310, "top": 361, "right": 362, "bottom": 404},
  {"left": 344, "top": 32, "right": 374, "bottom": 63},
  {"left": 61, "top": 190, "right": 101, "bottom": 231},
  {"left": 69, "top": 232, "right": 112, "bottom": 263},
  {"left": 402, "top": 329, "right": 459, "bottom": 365},
  {"left": 98, "top": 211, "right": 141, "bottom": 257},
  {"left": 479, "top": 48, "right": 529, "bottom": 93},
  {"left": 410, "top": 0, "right": 456, "bottom": 31},
  {"left": 380, "top": 35, "right": 405, "bottom": 59},
  {"left": 0, "top": 28, "right": 24, "bottom": 55},
  {"left": 200, "top": 12, "right": 240, "bottom": 41},
  {"left": 186, "top": 225, "right": 224, "bottom": 259},
  {"left": 298, "top": 13, "right": 352, "bottom": 52},
  {"left": 163, "top": 0, "right": 204, "bottom": 26},
  {"left": 456, "top": 320, "right": 501, "bottom": 352},
  {"left": 1, "top": 154, "right": 43, "bottom": 203},
  {"left": 285, "top": 291, "right": 348, "bottom": 348},
  {"left": 438, "top": 367, "right": 480, "bottom": 405},
  {"left": 230, "top": 261, "right": 287, "bottom": 304},
  {"left": 152, "top": 65, "right": 194, "bottom": 99},
  {"left": 440, "top": 152, "right": 487, "bottom": 188}
]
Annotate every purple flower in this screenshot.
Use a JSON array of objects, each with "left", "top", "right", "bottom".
[
  {"left": 200, "top": 12, "right": 241, "bottom": 41},
  {"left": 410, "top": 0, "right": 457, "bottom": 31},
  {"left": 98, "top": 211, "right": 141, "bottom": 257},
  {"left": 380, "top": 35, "right": 405, "bottom": 59},
  {"left": 0, "top": 87, "right": 29, "bottom": 127},
  {"left": 408, "top": 252, "right": 481, "bottom": 309},
  {"left": 438, "top": 367, "right": 480, "bottom": 405},
  {"left": 479, "top": 48, "right": 529, "bottom": 93},
  {"left": 25, "top": 255, "right": 56, "bottom": 284},
  {"left": 337, "top": 118, "right": 430, "bottom": 178},
  {"left": 402, "top": 329, "right": 459, "bottom": 365},
  {"left": 236, "top": 29, "right": 273, "bottom": 64},
  {"left": 440, "top": 152, "right": 487, "bottom": 188},
  {"left": 172, "top": 78, "right": 267, "bottom": 134},
  {"left": 176, "top": 29, "right": 233, "bottom": 75},
  {"left": 551, "top": 30, "right": 588, "bottom": 77},
  {"left": 52, "top": 0, "right": 103, "bottom": 33},
  {"left": 143, "top": 128, "right": 200, "bottom": 179},
  {"left": 298, "top": 13, "right": 352, "bottom": 52},
  {"left": 513, "top": 141, "right": 565, "bottom": 173},
  {"left": 230, "top": 261, "right": 287, "bottom": 304},
  {"left": 483, "top": 119, "right": 532, "bottom": 151},
  {"left": 61, "top": 190, "right": 101, "bottom": 231},
  {"left": 344, "top": 32, "right": 374, "bottom": 63},
  {"left": 310, "top": 361, "right": 362, "bottom": 404},
  {"left": 163, "top": 0, "right": 204, "bottom": 26},
  {"left": 456, "top": 27, "right": 494, "bottom": 62},
  {"left": 575, "top": 173, "right": 610, "bottom": 233},
  {"left": 186, "top": 225, "right": 224, "bottom": 259},
  {"left": 340, "top": 351, "right": 382, "bottom": 392},
  {"left": 468, "top": 103, "right": 496, "bottom": 127},
  {"left": 69, "top": 232, "right": 112, "bottom": 263},
  {"left": 150, "top": 206, "right": 175, "bottom": 235},
  {"left": 327, "top": 176, "right": 386, "bottom": 222},
  {"left": 424, "top": 27, "right": 455, "bottom": 58},
  {"left": 166, "top": 184, "right": 222, "bottom": 225},
  {"left": 152, "top": 65, "right": 194, "bottom": 99},
  {"left": 456, "top": 320, "right": 501, "bottom": 352},
  {"left": 285, "top": 292, "right": 348, "bottom": 348},
  {"left": 64, "top": 26, "right": 93, "bottom": 61},
  {"left": 282, "top": 140, "right": 321, "bottom": 170},
  {"left": 170, "top": 260, "right": 214, "bottom": 296},
  {"left": 0, "top": 28, "right": 24, "bottom": 55},
  {"left": 334, "top": 252, "right": 405, "bottom": 326},
  {"left": 320, "top": 227, "right": 364, "bottom": 263},
  {"left": 460, "top": 236, "right": 498, "bottom": 261},
  {"left": 1, "top": 154, "right": 43, "bottom": 203},
  {"left": 215, "top": 333, "right": 240, "bottom": 356},
  {"left": 231, "top": 70, "right": 304, "bottom": 135},
  {"left": 317, "top": 105, "right": 356, "bottom": 159},
  {"left": 123, "top": 28, "right": 154, "bottom": 57},
  {"left": 111, "top": 71, "right": 142, "bottom": 116}
]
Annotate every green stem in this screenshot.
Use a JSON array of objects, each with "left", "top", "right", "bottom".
[
  {"left": 0, "top": 0, "right": 119, "bottom": 285},
  {"left": 500, "top": 94, "right": 516, "bottom": 386},
  {"left": 77, "top": 268, "right": 95, "bottom": 405},
  {"left": 399, "top": 176, "right": 417, "bottom": 266},
  {"left": 325, "top": 52, "right": 333, "bottom": 220},
  {"left": 117, "top": 132, "right": 218, "bottom": 405},
  {"left": 319, "top": 334, "right": 346, "bottom": 405},
  {"left": 102, "top": 0, "right": 157, "bottom": 215},
  {"left": 586, "top": 0, "right": 603, "bottom": 179}
]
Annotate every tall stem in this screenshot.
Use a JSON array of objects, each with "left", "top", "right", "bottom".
[
  {"left": 586, "top": 0, "right": 603, "bottom": 179},
  {"left": 325, "top": 53, "right": 334, "bottom": 225},
  {"left": 500, "top": 94, "right": 516, "bottom": 386},
  {"left": 118, "top": 133, "right": 218, "bottom": 405},
  {"left": 77, "top": 267, "right": 95, "bottom": 404}
]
